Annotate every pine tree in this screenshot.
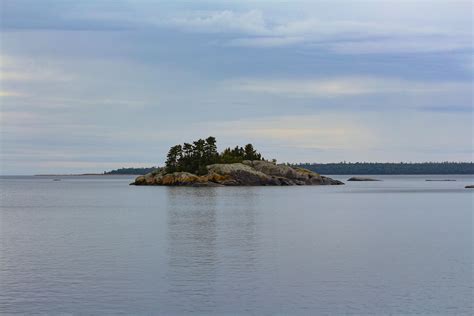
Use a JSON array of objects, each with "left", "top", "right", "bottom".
[
  {"left": 192, "top": 139, "right": 206, "bottom": 174},
  {"left": 244, "top": 143, "right": 262, "bottom": 160},
  {"left": 204, "top": 136, "right": 219, "bottom": 165},
  {"left": 180, "top": 142, "right": 193, "bottom": 171},
  {"left": 165, "top": 145, "right": 182, "bottom": 173}
]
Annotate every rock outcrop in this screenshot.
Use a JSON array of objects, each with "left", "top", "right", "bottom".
[{"left": 131, "top": 160, "right": 344, "bottom": 186}]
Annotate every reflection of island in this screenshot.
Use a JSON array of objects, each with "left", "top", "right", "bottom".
[
  {"left": 132, "top": 137, "right": 343, "bottom": 187},
  {"left": 165, "top": 187, "right": 262, "bottom": 312},
  {"left": 166, "top": 187, "right": 219, "bottom": 310}
]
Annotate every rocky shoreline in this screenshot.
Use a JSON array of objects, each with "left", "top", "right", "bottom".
[{"left": 131, "top": 160, "right": 344, "bottom": 187}]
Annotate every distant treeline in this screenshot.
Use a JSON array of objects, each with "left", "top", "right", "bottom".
[
  {"left": 292, "top": 162, "right": 474, "bottom": 175},
  {"left": 104, "top": 167, "right": 159, "bottom": 175},
  {"left": 105, "top": 162, "right": 474, "bottom": 175}
]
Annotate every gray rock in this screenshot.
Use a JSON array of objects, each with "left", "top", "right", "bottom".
[
  {"left": 321, "top": 176, "right": 345, "bottom": 185},
  {"left": 242, "top": 160, "right": 300, "bottom": 179},
  {"left": 132, "top": 161, "right": 345, "bottom": 186},
  {"left": 132, "top": 175, "right": 146, "bottom": 185},
  {"left": 347, "top": 177, "right": 381, "bottom": 181},
  {"left": 207, "top": 163, "right": 273, "bottom": 185}
]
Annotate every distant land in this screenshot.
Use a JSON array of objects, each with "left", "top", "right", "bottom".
[
  {"left": 105, "top": 162, "right": 474, "bottom": 175},
  {"left": 104, "top": 167, "right": 159, "bottom": 175},
  {"left": 296, "top": 162, "right": 474, "bottom": 175}
]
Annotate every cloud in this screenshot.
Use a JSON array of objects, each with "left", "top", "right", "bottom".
[
  {"left": 0, "top": 1, "right": 472, "bottom": 174},
  {"left": 197, "top": 112, "right": 473, "bottom": 163},
  {"left": 0, "top": 90, "right": 23, "bottom": 97},
  {"left": 162, "top": 9, "right": 472, "bottom": 53},
  {"left": 0, "top": 55, "right": 74, "bottom": 85},
  {"left": 0, "top": 54, "right": 173, "bottom": 110},
  {"left": 328, "top": 37, "right": 473, "bottom": 54},
  {"left": 0, "top": 0, "right": 134, "bottom": 31},
  {"left": 197, "top": 114, "right": 376, "bottom": 151},
  {"left": 227, "top": 77, "right": 471, "bottom": 97},
  {"left": 2, "top": 2, "right": 471, "bottom": 53},
  {"left": 168, "top": 10, "right": 268, "bottom": 35},
  {"left": 227, "top": 36, "right": 304, "bottom": 47},
  {"left": 167, "top": 10, "right": 448, "bottom": 38}
]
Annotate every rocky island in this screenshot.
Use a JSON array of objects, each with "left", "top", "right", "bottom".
[{"left": 131, "top": 137, "right": 343, "bottom": 187}]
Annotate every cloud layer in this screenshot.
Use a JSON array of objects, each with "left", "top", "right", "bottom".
[{"left": 0, "top": 0, "right": 472, "bottom": 174}]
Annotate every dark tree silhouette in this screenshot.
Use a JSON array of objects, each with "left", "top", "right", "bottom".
[
  {"left": 244, "top": 143, "right": 262, "bottom": 160},
  {"left": 165, "top": 145, "right": 182, "bottom": 173}
]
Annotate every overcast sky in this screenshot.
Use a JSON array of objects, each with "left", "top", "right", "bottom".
[{"left": 0, "top": 0, "right": 472, "bottom": 174}]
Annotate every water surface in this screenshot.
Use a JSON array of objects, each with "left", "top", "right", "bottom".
[{"left": 1, "top": 175, "right": 472, "bottom": 314}]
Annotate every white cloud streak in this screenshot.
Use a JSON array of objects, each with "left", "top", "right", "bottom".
[
  {"left": 227, "top": 77, "right": 471, "bottom": 97},
  {"left": 200, "top": 114, "right": 376, "bottom": 151}
]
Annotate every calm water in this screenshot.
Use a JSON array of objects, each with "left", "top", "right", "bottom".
[{"left": 0, "top": 175, "right": 472, "bottom": 315}]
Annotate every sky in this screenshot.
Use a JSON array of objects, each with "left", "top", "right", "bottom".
[{"left": 0, "top": 0, "right": 472, "bottom": 174}]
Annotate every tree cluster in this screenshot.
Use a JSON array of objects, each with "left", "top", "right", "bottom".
[{"left": 165, "top": 137, "right": 263, "bottom": 175}]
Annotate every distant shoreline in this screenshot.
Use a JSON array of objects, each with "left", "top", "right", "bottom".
[
  {"left": 103, "top": 162, "right": 474, "bottom": 176},
  {"left": 33, "top": 174, "right": 137, "bottom": 176},
  {"left": 294, "top": 162, "right": 474, "bottom": 175},
  {"left": 29, "top": 162, "right": 474, "bottom": 177}
]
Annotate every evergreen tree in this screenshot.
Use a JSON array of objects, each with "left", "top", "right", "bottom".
[
  {"left": 165, "top": 145, "right": 182, "bottom": 173},
  {"left": 192, "top": 139, "right": 207, "bottom": 175},
  {"left": 244, "top": 143, "right": 262, "bottom": 160},
  {"left": 179, "top": 142, "right": 193, "bottom": 171},
  {"left": 204, "top": 136, "right": 219, "bottom": 165},
  {"left": 230, "top": 146, "right": 245, "bottom": 160}
]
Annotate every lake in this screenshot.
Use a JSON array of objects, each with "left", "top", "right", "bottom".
[{"left": 0, "top": 175, "right": 472, "bottom": 314}]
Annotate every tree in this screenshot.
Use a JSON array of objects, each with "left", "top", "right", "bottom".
[
  {"left": 219, "top": 147, "right": 235, "bottom": 164},
  {"left": 204, "top": 136, "right": 219, "bottom": 165},
  {"left": 179, "top": 142, "right": 193, "bottom": 171},
  {"left": 165, "top": 145, "right": 182, "bottom": 173},
  {"left": 244, "top": 143, "right": 262, "bottom": 160},
  {"left": 230, "top": 146, "right": 244, "bottom": 160}
]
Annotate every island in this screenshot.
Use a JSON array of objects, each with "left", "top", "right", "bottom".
[{"left": 131, "top": 137, "right": 344, "bottom": 187}]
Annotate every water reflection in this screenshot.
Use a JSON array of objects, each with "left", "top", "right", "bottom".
[
  {"left": 166, "top": 188, "right": 219, "bottom": 312},
  {"left": 214, "top": 188, "right": 262, "bottom": 312},
  {"left": 165, "top": 187, "right": 262, "bottom": 313},
  {"left": 1, "top": 177, "right": 471, "bottom": 314}
]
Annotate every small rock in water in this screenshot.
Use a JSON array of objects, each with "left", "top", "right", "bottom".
[
  {"left": 465, "top": 185, "right": 474, "bottom": 189},
  {"left": 347, "top": 177, "right": 380, "bottom": 181},
  {"left": 426, "top": 179, "right": 456, "bottom": 181}
]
